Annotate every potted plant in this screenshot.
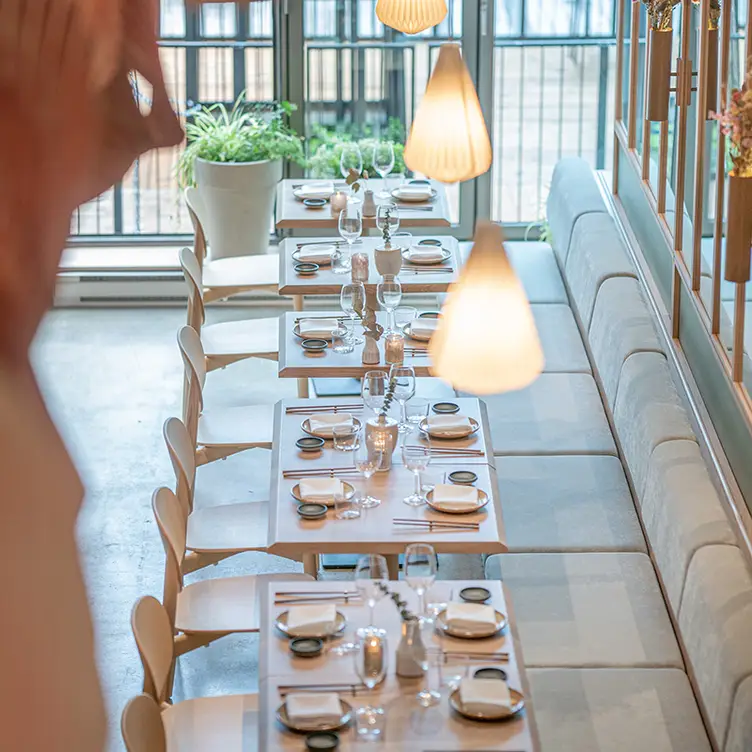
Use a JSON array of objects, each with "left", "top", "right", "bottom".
[{"left": 177, "top": 95, "right": 305, "bottom": 259}]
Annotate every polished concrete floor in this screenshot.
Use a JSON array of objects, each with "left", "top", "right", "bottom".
[{"left": 32, "top": 306, "right": 483, "bottom": 751}]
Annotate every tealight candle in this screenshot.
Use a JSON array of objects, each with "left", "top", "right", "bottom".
[
  {"left": 385, "top": 332, "right": 405, "bottom": 365},
  {"left": 351, "top": 252, "right": 369, "bottom": 283},
  {"left": 330, "top": 191, "right": 348, "bottom": 216}
]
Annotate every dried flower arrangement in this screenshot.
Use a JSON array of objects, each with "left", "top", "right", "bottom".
[
  {"left": 376, "top": 581, "right": 416, "bottom": 622},
  {"left": 712, "top": 65, "right": 752, "bottom": 177},
  {"left": 346, "top": 167, "right": 369, "bottom": 194},
  {"left": 642, "top": 0, "right": 680, "bottom": 30},
  {"left": 378, "top": 375, "right": 397, "bottom": 418}
]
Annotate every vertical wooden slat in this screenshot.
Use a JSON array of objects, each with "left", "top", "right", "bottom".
[
  {"left": 615, "top": 0, "right": 626, "bottom": 123},
  {"left": 658, "top": 119, "right": 669, "bottom": 212},
  {"left": 673, "top": 264, "right": 682, "bottom": 338},
  {"left": 628, "top": 0, "right": 641, "bottom": 149},
  {"left": 642, "top": 28, "right": 653, "bottom": 180},
  {"left": 673, "top": 0, "right": 693, "bottom": 255},
  {"left": 734, "top": 283, "right": 747, "bottom": 382}
]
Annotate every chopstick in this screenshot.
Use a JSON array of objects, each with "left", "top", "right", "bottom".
[
  {"left": 295, "top": 239, "right": 362, "bottom": 248},
  {"left": 276, "top": 590, "right": 358, "bottom": 596},
  {"left": 393, "top": 518, "right": 480, "bottom": 530},
  {"left": 405, "top": 445, "right": 483, "bottom": 455},
  {"left": 293, "top": 316, "right": 348, "bottom": 322},
  {"left": 275, "top": 594, "right": 363, "bottom": 605},
  {"left": 283, "top": 469, "right": 360, "bottom": 478},
  {"left": 286, "top": 404, "right": 362, "bottom": 413},
  {"left": 278, "top": 683, "right": 368, "bottom": 696}
]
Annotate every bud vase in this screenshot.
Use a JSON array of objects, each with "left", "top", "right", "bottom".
[
  {"left": 365, "top": 416, "right": 398, "bottom": 471},
  {"left": 375, "top": 244, "right": 403, "bottom": 277},
  {"left": 362, "top": 189, "right": 377, "bottom": 217},
  {"left": 396, "top": 617, "right": 425, "bottom": 678}
]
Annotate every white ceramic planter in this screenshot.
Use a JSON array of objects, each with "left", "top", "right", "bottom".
[{"left": 194, "top": 157, "right": 282, "bottom": 260}]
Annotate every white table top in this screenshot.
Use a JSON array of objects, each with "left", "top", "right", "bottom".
[
  {"left": 275, "top": 179, "right": 452, "bottom": 230},
  {"left": 266, "top": 398, "right": 506, "bottom": 560},
  {"left": 258, "top": 579, "right": 539, "bottom": 751},
  {"left": 278, "top": 236, "right": 460, "bottom": 296}
]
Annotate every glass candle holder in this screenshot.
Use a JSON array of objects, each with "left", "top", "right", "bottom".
[
  {"left": 385, "top": 332, "right": 405, "bottom": 365},
  {"left": 351, "top": 252, "right": 369, "bottom": 283},
  {"left": 330, "top": 191, "right": 348, "bottom": 216}
]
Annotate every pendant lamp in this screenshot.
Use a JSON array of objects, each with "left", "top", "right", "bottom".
[
  {"left": 404, "top": 43, "right": 492, "bottom": 183},
  {"left": 376, "top": 0, "right": 448, "bottom": 34},
  {"left": 429, "top": 222, "right": 544, "bottom": 395}
]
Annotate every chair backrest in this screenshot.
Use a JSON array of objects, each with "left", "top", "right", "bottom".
[
  {"left": 177, "top": 325, "right": 206, "bottom": 443},
  {"left": 131, "top": 596, "right": 175, "bottom": 705},
  {"left": 184, "top": 187, "right": 207, "bottom": 267},
  {"left": 179, "top": 246, "right": 205, "bottom": 333},
  {"left": 121, "top": 694, "right": 166, "bottom": 752},
  {"left": 151, "top": 487, "right": 187, "bottom": 624},
  {"left": 162, "top": 416, "right": 196, "bottom": 514}
]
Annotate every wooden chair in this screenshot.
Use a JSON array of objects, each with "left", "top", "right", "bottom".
[
  {"left": 179, "top": 247, "right": 279, "bottom": 371},
  {"left": 151, "top": 485, "right": 312, "bottom": 654},
  {"left": 177, "top": 325, "right": 274, "bottom": 464},
  {"left": 129, "top": 597, "right": 260, "bottom": 751},
  {"left": 121, "top": 694, "right": 166, "bottom": 752}
]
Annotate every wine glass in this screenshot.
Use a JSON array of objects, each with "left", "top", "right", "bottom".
[
  {"left": 402, "top": 443, "right": 430, "bottom": 507},
  {"left": 377, "top": 275, "right": 402, "bottom": 333},
  {"left": 354, "top": 554, "right": 389, "bottom": 630},
  {"left": 390, "top": 364, "right": 416, "bottom": 433},
  {"left": 335, "top": 201, "right": 362, "bottom": 275},
  {"left": 376, "top": 202, "right": 400, "bottom": 236},
  {"left": 340, "top": 143, "right": 363, "bottom": 181},
  {"left": 361, "top": 370, "right": 388, "bottom": 416},
  {"left": 354, "top": 438, "right": 382, "bottom": 509},
  {"left": 405, "top": 543, "right": 437, "bottom": 617},
  {"left": 340, "top": 282, "right": 365, "bottom": 345},
  {"left": 373, "top": 141, "right": 395, "bottom": 199}
]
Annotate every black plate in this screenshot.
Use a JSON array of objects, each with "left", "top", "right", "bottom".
[
  {"left": 306, "top": 732, "right": 340, "bottom": 751},
  {"left": 297, "top": 502, "right": 328, "bottom": 519},
  {"left": 473, "top": 667, "right": 508, "bottom": 682},
  {"left": 459, "top": 586, "right": 492, "bottom": 603},
  {"left": 303, "top": 198, "right": 327, "bottom": 208},
  {"left": 301, "top": 338, "right": 328, "bottom": 352},
  {"left": 449, "top": 470, "right": 478, "bottom": 485},
  {"left": 290, "top": 637, "right": 324, "bottom": 658},
  {"left": 418, "top": 238, "right": 443, "bottom": 246},
  {"left": 295, "top": 262, "right": 320, "bottom": 275},
  {"left": 432, "top": 401, "right": 460, "bottom": 414},
  {"left": 296, "top": 436, "right": 325, "bottom": 452}
]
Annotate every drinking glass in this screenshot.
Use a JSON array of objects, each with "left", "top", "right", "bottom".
[
  {"left": 402, "top": 444, "right": 430, "bottom": 507},
  {"left": 340, "top": 142, "right": 363, "bottom": 181},
  {"left": 334, "top": 202, "right": 362, "bottom": 274},
  {"left": 332, "top": 322, "right": 354, "bottom": 354},
  {"left": 405, "top": 397, "right": 429, "bottom": 427},
  {"left": 373, "top": 142, "right": 395, "bottom": 198},
  {"left": 377, "top": 275, "right": 402, "bottom": 333},
  {"left": 332, "top": 424, "right": 359, "bottom": 452},
  {"left": 361, "top": 370, "right": 388, "bottom": 416},
  {"left": 354, "top": 634, "right": 387, "bottom": 740},
  {"left": 354, "top": 554, "right": 389, "bottom": 629},
  {"left": 376, "top": 202, "right": 400, "bottom": 235},
  {"left": 414, "top": 615, "right": 441, "bottom": 706},
  {"left": 354, "top": 439, "right": 382, "bottom": 509},
  {"left": 355, "top": 706, "right": 386, "bottom": 742},
  {"left": 334, "top": 490, "right": 361, "bottom": 520},
  {"left": 394, "top": 305, "right": 418, "bottom": 330},
  {"left": 391, "top": 230, "right": 413, "bottom": 253},
  {"left": 390, "top": 364, "right": 416, "bottom": 433},
  {"left": 405, "top": 543, "right": 437, "bottom": 616},
  {"left": 340, "top": 282, "right": 365, "bottom": 345}
]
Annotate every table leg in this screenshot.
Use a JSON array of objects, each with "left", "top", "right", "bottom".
[
  {"left": 386, "top": 554, "right": 400, "bottom": 581},
  {"left": 303, "top": 554, "right": 319, "bottom": 579},
  {"left": 297, "top": 377, "right": 310, "bottom": 398},
  {"left": 293, "top": 294, "right": 304, "bottom": 312}
]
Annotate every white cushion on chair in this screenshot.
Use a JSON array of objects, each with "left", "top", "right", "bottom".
[{"left": 187, "top": 502, "right": 270, "bottom": 554}]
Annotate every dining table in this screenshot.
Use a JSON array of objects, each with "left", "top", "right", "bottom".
[
  {"left": 266, "top": 397, "right": 506, "bottom": 579},
  {"left": 258, "top": 579, "right": 540, "bottom": 751}
]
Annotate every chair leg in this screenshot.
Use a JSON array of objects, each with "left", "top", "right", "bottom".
[
  {"left": 303, "top": 554, "right": 319, "bottom": 578},
  {"left": 297, "top": 378, "right": 310, "bottom": 398},
  {"left": 386, "top": 554, "right": 400, "bottom": 580},
  {"left": 293, "top": 294, "right": 305, "bottom": 312}
]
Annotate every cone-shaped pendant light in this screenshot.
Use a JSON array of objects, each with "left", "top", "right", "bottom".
[
  {"left": 376, "top": 0, "right": 448, "bottom": 34},
  {"left": 404, "top": 43, "right": 492, "bottom": 183},
  {"left": 429, "top": 222, "right": 544, "bottom": 395}
]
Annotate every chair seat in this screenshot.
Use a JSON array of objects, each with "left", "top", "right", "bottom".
[
  {"left": 529, "top": 668, "right": 711, "bottom": 752},
  {"left": 486, "top": 553, "right": 682, "bottom": 668},
  {"left": 176, "top": 572, "right": 313, "bottom": 634},
  {"left": 187, "top": 502, "right": 269, "bottom": 554},
  {"left": 202, "top": 317, "right": 279, "bottom": 360},
  {"left": 163, "top": 693, "right": 259, "bottom": 752},
  {"left": 198, "top": 405, "right": 275, "bottom": 448},
  {"left": 203, "top": 254, "right": 279, "bottom": 291}
]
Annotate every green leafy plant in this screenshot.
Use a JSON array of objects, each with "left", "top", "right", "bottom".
[
  {"left": 177, "top": 95, "right": 306, "bottom": 188},
  {"left": 376, "top": 581, "right": 415, "bottom": 622},
  {"left": 379, "top": 376, "right": 397, "bottom": 418}
]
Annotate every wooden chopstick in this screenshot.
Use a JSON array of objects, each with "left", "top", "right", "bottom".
[
  {"left": 274, "top": 595, "right": 363, "bottom": 605},
  {"left": 405, "top": 445, "right": 483, "bottom": 454},
  {"left": 278, "top": 683, "right": 368, "bottom": 696},
  {"left": 275, "top": 590, "right": 358, "bottom": 596},
  {"left": 393, "top": 518, "right": 479, "bottom": 529}
]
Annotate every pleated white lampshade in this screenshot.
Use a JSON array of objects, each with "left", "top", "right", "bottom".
[
  {"left": 429, "top": 221, "right": 544, "bottom": 395},
  {"left": 375, "top": 0, "right": 448, "bottom": 34},
  {"left": 403, "top": 43, "right": 492, "bottom": 183}
]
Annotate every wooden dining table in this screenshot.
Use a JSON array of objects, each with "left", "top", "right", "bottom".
[{"left": 258, "top": 579, "right": 540, "bottom": 751}]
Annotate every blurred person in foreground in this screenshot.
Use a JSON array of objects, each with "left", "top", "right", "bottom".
[{"left": 0, "top": 0, "right": 182, "bottom": 748}]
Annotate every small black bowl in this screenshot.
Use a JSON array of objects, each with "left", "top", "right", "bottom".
[
  {"left": 296, "top": 436, "right": 325, "bottom": 452},
  {"left": 473, "top": 667, "right": 508, "bottom": 682},
  {"left": 301, "top": 338, "right": 328, "bottom": 353},
  {"left": 448, "top": 470, "right": 478, "bottom": 485},
  {"left": 306, "top": 732, "right": 339, "bottom": 751},
  {"left": 294, "top": 261, "right": 320, "bottom": 275},
  {"left": 297, "top": 502, "right": 328, "bottom": 520},
  {"left": 303, "top": 198, "right": 327, "bottom": 209},
  {"left": 459, "top": 586, "right": 492, "bottom": 603},
  {"left": 432, "top": 401, "right": 460, "bottom": 414},
  {"left": 290, "top": 637, "right": 324, "bottom": 659},
  {"left": 418, "top": 311, "right": 441, "bottom": 319},
  {"left": 418, "top": 238, "right": 443, "bottom": 246},
  {"left": 409, "top": 179, "right": 431, "bottom": 185}
]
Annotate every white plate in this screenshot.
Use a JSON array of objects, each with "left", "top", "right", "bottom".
[
  {"left": 294, "top": 322, "right": 343, "bottom": 342},
  {"left": 401, "top": 247, "right": 452, "bottom": 266},
  {"left": 293, "top": 186, "right": 335, "bottom": 201},
  {"left": 276, "top": 698, "right": 353, "bottom": 732},
  {"left": 290, "top": 480, "right": 356, "bottom": 507},
  {"left": 425, "top": 488, "right": 489, "bottom": 515},
  {"left": 293, "top": 245, "right": 335, "bottom": 265},
  {"left": 419, "top": 416, "right": 480, "bottom": 440},
  {"left": 301, "top": 416, "right": 363, "bottom": 438},
  {"left": 391, "top": 187, "right": 438, "bottom": 203},
  {"left": 275, "top": 609, "right": 347, "bottom": 638},
  {"left": 449, "top": 688, "right": 524, "bottom": 721},
  {"left": 435, "top": 608, "right": 507, "bottom": 639},
  {"left": 402, "top": 321, "right": 436, "bottom": 342}
]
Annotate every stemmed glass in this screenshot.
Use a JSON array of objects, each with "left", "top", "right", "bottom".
[
  {"left": 335, "top": 201, "right": 362, "bottom": 275},
  {"left": 340, "top": 143, "right": 363, "bottom": 181},
  {"left": 354, "top": 438, "right": 382, "bottom": 509},
  {"left": 354, "top": 635, "right": 387, "bottom": 740},
  {"left": 361, "top": 370, "right": 388, "bottom": 416},
  {"left": 340, "top": 282, "right": 365, "bottom": 345},
  {"left": 402, "top": 443, "right": 430, "bottom": 507},
  {"left": 354, "top": 554, "right": 389, "bottom": 631},
  {"left": 377, "top": 275, "right": 402, "bottom": 333},
  {"left": 376, "top": 202, "right": 400, "bottom": 235},
  {"left": 373, "top": 142, "right": 395, "bottom": 198},
  {"left": 390, "top": 364, "right": 416, "bottom": 433},
  {"left": 405, "top": 543, "right": 437, "bottom": 617}
]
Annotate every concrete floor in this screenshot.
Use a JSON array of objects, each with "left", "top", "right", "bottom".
[{"left": 32, "top": 306, "right": 483, "bottom": 751}]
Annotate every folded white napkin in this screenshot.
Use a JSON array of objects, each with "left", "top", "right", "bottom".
[
  {"left": 432, "top": 483, "right": 479, "bottom": 511},
  {"left": 299, "top": 318, "right": 340, "bottom": 339},
  {"left": 445, "top": 602, "right": 497, "bottom": 632},
  {"left": 296, "top": 181, "right": 335, "bottom": 200},
  {"left": 409, "top": 318, "right": 438, "bottom": 339},
  {"left": 286, "top": 603, "right": 338, "bottom": 636},
  {"left": 408, "top": 247, "right": 445, "bottom": 262},
  {"left": 459, "top": 678, "right": 512, "bottom": 716},
  {"left": 297, "top": 244, "right": 335, "bottom": 263},
  {"left": 286, "top": 692, "right": 342, "bottom": 723},
  {"left": 307, "top": 413, "right": 354, "bottom": 437},
  {"left": 299, "top": 477, "right": 344, "bottom": 503},
  {"left": 426, "top": 414, "right": 472, "bottom": 437},
  {"left": 394, "top": 185, "right": 433, "bottom": 201}
]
